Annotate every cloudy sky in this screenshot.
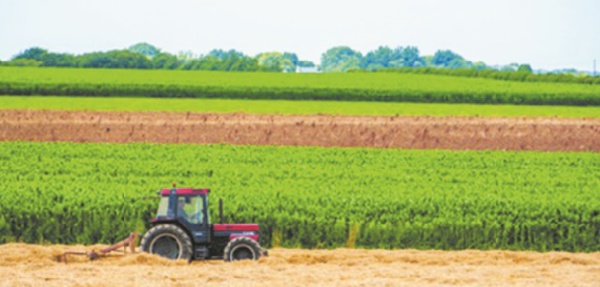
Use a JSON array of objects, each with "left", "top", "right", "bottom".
[{"left": 1, "top": 0, "right": 598, "bottom": 71}]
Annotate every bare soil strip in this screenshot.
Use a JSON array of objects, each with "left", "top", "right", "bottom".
[
  {"left": 0, "top": 243, "right": 598, "bottom": 287},
  {"left": 0, "top": 110, "right": 598, "bottom": 151}
]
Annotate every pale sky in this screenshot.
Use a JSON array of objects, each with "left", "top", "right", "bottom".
[{"left": 1, "top": 0, "right": 598, "bottom": 71}]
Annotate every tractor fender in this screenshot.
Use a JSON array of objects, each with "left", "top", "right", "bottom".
[{"left": 229, "top": 232, "right": 259, "bottom": 242}]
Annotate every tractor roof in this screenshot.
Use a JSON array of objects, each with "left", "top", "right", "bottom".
[{"left": 159, "top": 188, "right": 210, "bottom": 196}]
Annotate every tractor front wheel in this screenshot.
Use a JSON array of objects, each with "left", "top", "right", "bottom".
[
  {"left": 141, "top": 224, "right": 193, "bottom": 260},
  {"left": 223, "top": 237, "right": 263, "bottom": 261}
]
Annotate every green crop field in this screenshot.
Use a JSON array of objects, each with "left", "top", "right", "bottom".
[
  {"left": 1, "top": 142, "right": 598, "bottom": 251},
  {"left": 1, "top": 67, "right": 600, "bottom": 105},
  {"left": 2, "top": 96, "right": 600, "bottom": 117}
]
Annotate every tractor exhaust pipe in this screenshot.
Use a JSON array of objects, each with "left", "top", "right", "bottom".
[{"left": 219, "top": 198, "right": 224, "bottom": 224}]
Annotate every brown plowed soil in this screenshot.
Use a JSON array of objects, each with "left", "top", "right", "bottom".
[
  {"left": 0, "top": 110, "right": 599, "bottom": 151},
  {"left": 0, "top": 244, "right": 598, "bottom": 287}
]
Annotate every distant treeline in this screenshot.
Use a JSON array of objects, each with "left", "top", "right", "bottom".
[
  {"left": 0, "top": 44, "right": 311, "bottom": 72},
  {"left": 1, "top": 43, "right": 597, "bottom": 85}
]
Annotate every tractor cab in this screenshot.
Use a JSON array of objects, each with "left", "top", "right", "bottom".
[
  {"left": 155, "top": 188, "right": 209, "bottom": 224},
  {"left": 152, "top": 187, "right": 211, "bottom": 244}
]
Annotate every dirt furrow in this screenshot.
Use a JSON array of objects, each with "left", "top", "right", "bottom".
[{"left": 0, "top": 110, "right": 598, "bottom": 151}]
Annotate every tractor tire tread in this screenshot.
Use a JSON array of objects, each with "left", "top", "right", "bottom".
[
  {"left": 140, "top": 224, "right": 193, "bottom": 260},
  {"left": 223, "top": 236, "right": 262, "bottom": 262}
]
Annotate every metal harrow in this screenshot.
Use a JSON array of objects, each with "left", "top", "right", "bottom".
[{"left": 57, "top": 232, "right": 139, "bottom": 263}]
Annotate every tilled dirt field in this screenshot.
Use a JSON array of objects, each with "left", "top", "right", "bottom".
[
  {"left": 0, "top": 110, "right": 598, "bottom": 151},
  {"left": 0, "top": 243, "right": 598, "bottom": 287}
]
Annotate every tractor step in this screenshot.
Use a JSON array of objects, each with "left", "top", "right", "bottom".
[{"left": 194, "top": 246, "right": 210, "bottom": 260}]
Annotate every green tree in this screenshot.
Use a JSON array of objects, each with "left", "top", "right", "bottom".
[
  {"left": 194, "top": 55, "right": 221, "bottom": 70},
  {"left": 432, "top": 50, "right": 466, "bottom": 69},
  {"left": 13, "top": 47, "right": 48, "bottom": 61},
  {"left": 257, "top": 52, "right": 294, "bottom": 72},
  {"left": 208, "top": 49, "right": 243, "bottom": 60},
  {"left": 360, "top": 46, "right": 423, "bottom": 70},
  {"left": 219, "top": 51, "right": 250, "bottom": 71},
  {"left": 79, "top": 50, "right": 152, "bottom": 69},
  {"left": 361, "top": 46, "right": 396, "bottom": 70},
  {"left": 128, "top": 43, "right": 161, "bottom": 57},
  {"left": 180, "top": 59, "right": 202, "bottom": 70},
  {"left": 41, "top": 53, "right": 78, "bottom": 67},
  {"left": 297, "top": 60, "right": 315, "bottom": 68},
  {"left": 228, "top": 57, "right": 260, "bottom": 71},
  {"left": 151, "top": 53, "right": 180, "bottom": 69},
  {"left": 185, "top": 49, "right": 260, "bottom": 72},
  {"left": 12, "top": 47, "right": 78, "bottom": 67},
  {"left": 283, "top": 52, "right": 299, "bottom": 67},
  {"left": 321, "top": 46, "right": 362, "bottom": 72},
  {"left": 401, "top": 46, "right": 423, "bottom": 68},
  {"left": 517, "top": 64, "right": 533, "bottom": 73}
]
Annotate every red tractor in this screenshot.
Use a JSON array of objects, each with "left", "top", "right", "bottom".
[{"left": 141, "top": 185, "right": 268, "bottom": 261}]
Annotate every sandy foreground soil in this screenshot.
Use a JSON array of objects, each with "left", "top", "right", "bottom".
[
  {"left": 0, "top": 244, "right": 598, "bottom": 287},
  {"left": 0, "top": 110, "right": 599, "bottom": 151}
]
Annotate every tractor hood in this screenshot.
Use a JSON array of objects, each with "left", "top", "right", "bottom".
[
  {"left": 213, "top": 224, "right": 260, "bottom": 242},
  {"left": 213, "top": 224, "right": 259, "bottom": 232}
]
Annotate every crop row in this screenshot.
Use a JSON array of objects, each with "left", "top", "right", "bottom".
[
  {"left": 0, "top": 142, "right": 598, "bottom": 251},
  {"left": 1, "top": 67, "right": 600, "bottom": 105},
  {"left": 2, "top": 96, "right": 600, "bottom": 118}
]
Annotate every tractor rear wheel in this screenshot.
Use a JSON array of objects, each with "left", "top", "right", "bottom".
[
  {"left": 141, "top": 224, "right": 193, "bottom": 260},
  {"left": 223, "top": 237, "right": 262, "bottom": 261}
]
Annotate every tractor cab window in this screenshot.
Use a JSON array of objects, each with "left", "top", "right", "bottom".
[
  {"left": 177, "top": 195, "right": 204, "bottom": 224},
  {"left": 156, "top": 197, "right": 170, "bottom": 218}
]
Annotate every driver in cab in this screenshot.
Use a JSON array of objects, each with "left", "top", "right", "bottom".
[
  {"left": 177, "top": 198, "right": 202, "bottom": 224},
  {"left": 177, "top": 199, "right": 189, "bottom": 219}
]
